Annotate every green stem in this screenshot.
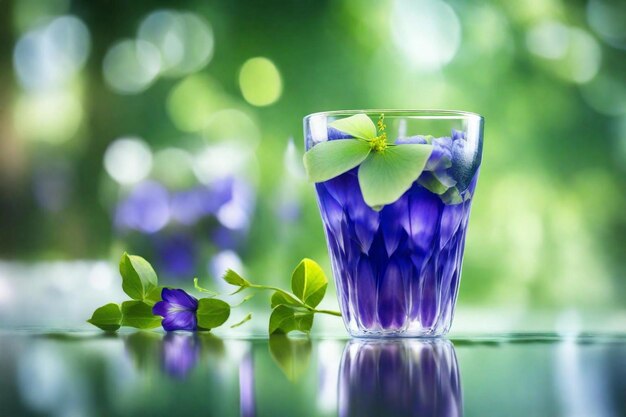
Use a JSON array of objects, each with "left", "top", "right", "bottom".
[
  {"left": 312, "top": 308, "right": 342, "bottom": 317},
  {"left": 247, "top": 284, "right": 342, "bottom": 317}
]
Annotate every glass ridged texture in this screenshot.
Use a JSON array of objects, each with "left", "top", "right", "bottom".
[{"left": 304, "top": 110, "right": 484, "bottom": 337}]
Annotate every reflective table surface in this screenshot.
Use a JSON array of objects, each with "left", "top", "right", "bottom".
[{"left": 0, "top": 331, "right": 624, "bottom": 417}]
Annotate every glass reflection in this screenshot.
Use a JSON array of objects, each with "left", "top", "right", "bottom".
[{"left": 339, "top": 339, "right": 462, "bottom": 417}]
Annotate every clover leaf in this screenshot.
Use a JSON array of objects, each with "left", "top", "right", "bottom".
[
  {"left": 303, "top": 113, "right": 433, "bottom": 210},
  {"left": 358, "top": 144, "right": 432, "bottom": 209},
  {"left": 303, "top": 139, "right": 371, "bottom": 183}
]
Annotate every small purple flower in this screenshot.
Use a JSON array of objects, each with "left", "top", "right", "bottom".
[{"left": 153, "top": 288, "right": 198, "bottom": 331}]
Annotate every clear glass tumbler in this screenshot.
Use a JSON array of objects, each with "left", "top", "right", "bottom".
[{"left": 304, "top": 110, "right": 483, "bottom": 337}]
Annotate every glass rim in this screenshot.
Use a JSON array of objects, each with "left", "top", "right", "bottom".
[{"left": 304, "top": 109, "right": 484, "bottom": 122}]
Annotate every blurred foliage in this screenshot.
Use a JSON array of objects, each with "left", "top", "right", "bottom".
[{"left": 0, "top": 0, "right": 624, "bottom": 309}]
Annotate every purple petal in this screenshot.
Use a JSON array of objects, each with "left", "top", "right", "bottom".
[
  {"left": 355, "top": 256, "right": 377, "bottom": 329},
  {"left": 451, "top": 129, "right": 465, "bottom": 141},
  {"left": 324, "top": 170, "right": 358, "bottom": 208},
  {"left": 328, "top": 127, "right": 354, "bottom": 140},
  {"left": 378, "top": 258, "right": 407, "bottom": 329},
  {"left": 347, "top": 201, "right": 380, "bottom": 254},
  {"left": 162, "top": 310, "right": 197, "bottom": 331},
  {"left": 439, "top": 203, "right": 465, "bottom": 249},
  {"left": 415, "top": 261, "right": 439, "bottom": 328},
  {"left": 161, "top": 288, "right": 198, "bottom": 311},
  {"left": 315, "top": 183, "right": 344, "bottom": 229},
  {"left": 380, "top": 197, "right": 408, "bottom": 256},
  {"left": 152, "top": 300, "right": 170, "bottom": 317},
  {"left": 425, "top": 136, "right": 452, "bottom": 171},
  {"left": 400, "top": 187, "right": 442, "bottom": 253}
]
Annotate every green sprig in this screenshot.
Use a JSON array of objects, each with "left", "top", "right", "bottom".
[
  {"left": 88, "top": 253, "right": 341, "bottom": 336},
  {"left": 222, "top": 258, "right": 341, "bottom": 334}
]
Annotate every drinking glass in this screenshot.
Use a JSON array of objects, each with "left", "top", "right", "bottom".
[{"left": 304, "top": 110, "right": 483, "bottom": 337}]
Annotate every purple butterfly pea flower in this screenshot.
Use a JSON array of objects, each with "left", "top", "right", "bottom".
[{"left": 153, "top": 288, "right": 198, "bottom": 331}]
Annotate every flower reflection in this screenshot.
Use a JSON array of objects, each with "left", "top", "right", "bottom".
[
  {"left": 339, "top": 339, "right": 462, "bottom": 417},
  {"left": 162, "top": 333, "right": 200, "bottom": 379},
  {"left": 124, "top": 332, "right": 226, "bottom": 380}
]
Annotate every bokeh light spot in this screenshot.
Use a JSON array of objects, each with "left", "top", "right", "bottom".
[
  {"left": 587, "top": 0, "right": 626, "bottom": 49},
  {"left": 193, "top": 143, "right": 255, "bottom": 184},
  {"left": 167, "top": 74, "right": 231, "bottom": 132},
  {"left": 103, "top": 39, "right": 161, "bottom": 94},
  {"left": 238, "top": 57, "right": 283, "bottom": 107},
  {"left": 14, "top": 90, "right": 82, "bottom": 144},
  {"left": 526, "top": 21, "right": 570, "bottom": 59},
  {"left": 526, "top": 22, "right": 602, "bottom": 84},
  {"left": 13, "top": 15, "right": 90, "bottom": 91},
  {"left": 104, "top": 137, "right": 153, "bottom": 185},
  {"left": 580, "top": 74, "right": 626, "bottom": 116},
  {"left": 138, "top": 10, "right": 214, "bottom": 77},
  {"left": 203, "top": 109, "right": 261, "bottom": 147},
  {"left": 390, "top": 0, "right": 461, "bottom": 71}
]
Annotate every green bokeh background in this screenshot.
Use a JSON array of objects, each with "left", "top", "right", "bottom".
[{"left": 0, "top": 0, "right": 624, "bottom": 316}]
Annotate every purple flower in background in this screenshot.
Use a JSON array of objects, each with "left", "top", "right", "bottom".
[{"left": 153, "top": 288, "right": 198, "bottom": 331}]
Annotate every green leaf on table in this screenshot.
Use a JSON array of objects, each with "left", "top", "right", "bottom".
[
  {"left": 269, "top": 305, "right": 314, "bottom": 335},
  {"left": 291, "top": 258, "right": 328, "bottom": 308},
  {"left": 303, "top": 139, "right": 371, "bottom": 183},
  {"left": 144, "top": 285, "right": 164, "bottom": 306},
  {"left": 270, "top": 291, "right": 303, "bottom": 309},
  {"left": 358, "top": 144, "right": 433, "bottom": 209},
  {"left": 87, "top": 303, "right": 122, "bottom": 331},
  {"left": 196, "top": 298, "right": 231, "bottom": 330},
  {"left": 230, "top": 313, "right": 253, "bottom": 329},
  {"left": 119, "top": 253, "right": 158, "bottom": 301},
  {"left": 329, "top": 113, "right": 377, "bottom": 140},
  {"left": 269, "top": 334, "right": 312, "bottom": 382},
  {"left": 121, "top": 301, "right": 161, "bottom": 329}
]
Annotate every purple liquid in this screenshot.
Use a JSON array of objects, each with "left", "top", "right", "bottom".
[{"left": 316, "top": 168, "right": 478, "bottom": 336}]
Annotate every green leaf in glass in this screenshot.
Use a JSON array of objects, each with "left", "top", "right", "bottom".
[
  {"left": 291, "top": 258, "right": 328, "bottom": 308},
  {"left": 417, "top": 171, "right": 451, "bottom": 195},
  {"left": 328, "top": 113, "right": 377, "bottom": 140},
  {"left": 269, "top": 334, "right": 312, "bottom": 382},
  {"left": 196, "top": 298, "right": 231, "bottom": 330},
  {"left": 303, "top": 139, "right": 371, "bottom": 183},
  {"left": 440, "top": 186, "right": 466, "bottom": 205},
  {"left": 120, "top": 301, "right": 161, "bottom": 329},
  {"left": 87, "top": 303, "right": 122, "bottom": 331},
  {"left": 269, "top": 305, "right": 314, "bottom": 334},
  {"left": 119, "top": 253, "right": 158, "bottom": 301},
  {"left": 358, "top": 144, "right": 433, "bottom": 209}
]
